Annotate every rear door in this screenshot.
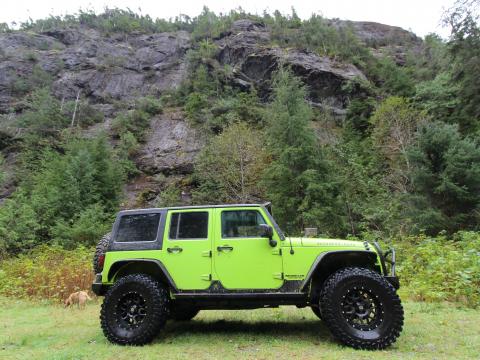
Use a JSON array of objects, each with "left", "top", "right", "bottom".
[
  {"left": 161, "top": 209, "right": 213, "bottom": 290},
  {"left": 213, "top": 207, "right": 283, "bottom": 290}
]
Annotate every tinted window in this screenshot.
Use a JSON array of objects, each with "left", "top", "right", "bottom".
[
  {"left": 169, "top": 212, "right": 208, "bottom": 240},
  {"left": 116, "top": 213, "right": 160, "bottom": 242},
  {"left": 221, "top": 210, "right": 266, "bottom": 238}
]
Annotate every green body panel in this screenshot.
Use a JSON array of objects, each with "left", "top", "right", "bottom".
[
  {"left": 281, "top": 237, "right": 369, "bottom": 281},
  {"left": 212, "top": 208, "right": 283, "bottom": 289},
  {"left": 161, "top": 209, "right": 213, "bottom": 289},
  {"left": 101, "top": 206, "right": 381, "bottom": 291}
]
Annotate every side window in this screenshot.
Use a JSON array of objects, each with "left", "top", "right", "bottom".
[
  {"left": 221, "top": 210, "right": 266, "bottom": 238},
  {"left": 169, "top": 212, "right": 208, "bottom": 240},
  {"left": 115, "top": 213, "right": 160, "bottom": 242}
]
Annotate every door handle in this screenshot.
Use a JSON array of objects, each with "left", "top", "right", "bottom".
[
  {"left": 217, "top": 245, "right": 234, "bottom": 252},
  {"left": 167, "top": 247, "right": 183, "bottom": 253}
]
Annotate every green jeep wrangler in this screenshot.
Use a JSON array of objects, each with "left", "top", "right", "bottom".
[{"left": 92, "top": 203, "right": 403, "bottom": 349}]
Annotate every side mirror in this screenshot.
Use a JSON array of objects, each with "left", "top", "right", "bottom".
[{"left": 258, "top": 224, "right": 277, "bottom": 247}]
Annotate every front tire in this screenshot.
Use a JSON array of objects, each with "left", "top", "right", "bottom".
[
  {"left": 320, "top": 267, "right": 404, "bottom": 350},
  {"left": 100, "top": 274, "right": 169, "bottom": 345}
]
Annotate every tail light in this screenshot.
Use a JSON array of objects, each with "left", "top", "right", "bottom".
[{"left": 98, "top": 254, "right": 105, "bottom": 271}]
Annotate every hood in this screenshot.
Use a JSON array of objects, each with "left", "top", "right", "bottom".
[{"left": 285, "top": 237, "right": 366, "bottom": 248}]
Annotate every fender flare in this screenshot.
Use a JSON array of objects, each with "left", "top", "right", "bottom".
[
  {"left": 301, "top": 250, "right": 379, "bottom": 291},
  {"left": 108, "top": 259, "right": 178, "bottom": 291}
]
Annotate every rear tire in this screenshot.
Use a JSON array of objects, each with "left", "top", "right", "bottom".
[
  {"left": 320, "top": 267, "right": 403, "bottom": 350},
  {"left": 93, "top": 233, "right": 111, "bottom": 273},
  {"left": 100, "top": 274, "right": 169, "bottom": 345},
  {"left": 169, "top": 304, "right": 200, "bottom": 321}
]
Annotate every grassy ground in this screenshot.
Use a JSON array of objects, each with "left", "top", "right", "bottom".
[{"left": 1, "top": 297, "right": 479, "bottom": 360}]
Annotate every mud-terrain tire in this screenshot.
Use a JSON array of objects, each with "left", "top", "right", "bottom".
[
  {"left": 320, "top": 267, "right": 404, "bottom": 350},
  {"left": 169, "top": 304, "right": 200, "bottom": 321},
  {"left": 100, "top": 274, "right": 169, "bottom": 345},
  {"left": 93, "top": 233, "right": 111, "bottom": 273}
]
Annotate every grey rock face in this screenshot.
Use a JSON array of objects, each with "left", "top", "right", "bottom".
[
  {"left": 136, "top": 110, "right": 204, "bottom": 175},
  {"left": 337, "top": 21, "right": 421, "bottom": 47},
  {"left": 331, "top": 20, "right": 422, "bottom": 65},
  {"left": 231, "top": 19, "right": 266, "bottom": 33},
  {"left": 0, "top": 27, "right": 191, "bottom": 113},
  {"left": 217, "top": 20, "right": 367, "bottom": 115},
  {"left": 0, "top": 19, "right": 420, "bottom": 200}
]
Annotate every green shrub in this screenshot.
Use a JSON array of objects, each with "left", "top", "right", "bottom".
[
  {"left": 137, "top": 96, "right": 163, "bottom": 116},
  {"left": 0, "top": 245, "right": 94, "bottom": 301},
  {"left": 51, "top": 204, "right": 113, "bottom": 249},
  {"left": 0, "top": 136, "right": 123, "bottom": 255},
  {"left": 185, "top": 92, "right": 208, "bottom": 123},
  {"left": 117, "top": 131, "right": 141, "bottom": 178},
  {"left": 75, "top": 102, "right": 105, "bottom": 127},
  {"left": 396, "top": 232, "right": 480, "bottom": 307},
  {"left": 156, "top": 183, "right": 182, "bottom": 207},
  {"left": 10, "top": 77, "right": 32, "bottom": 95},
  {"left": 111, "top": 107, "right": 151, "bottom": 141},
  {"left": 24, "top": 51, "right": 38, "bottom": 62},
  {"left": 30, "top": 65, "right": 52, "bottom": 88}
]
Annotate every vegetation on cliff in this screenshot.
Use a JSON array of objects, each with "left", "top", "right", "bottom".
[{"left": 0, "top": 1, "right": 479, "bottom": 259}]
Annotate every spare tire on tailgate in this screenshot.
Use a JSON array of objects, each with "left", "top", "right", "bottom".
[{"left": 93, "top": 233, "right": 111, "bottom": 273}]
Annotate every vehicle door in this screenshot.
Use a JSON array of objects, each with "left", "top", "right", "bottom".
[
  {"left": 162, "top": 209, "right": 213, "bottom": 290},
  {"left": 213, "top": 207, "right": 283, "bottom": 290}
]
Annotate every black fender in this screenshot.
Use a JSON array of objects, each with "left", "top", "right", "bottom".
[
  {"left": 107, "top": 259, "right": 178, "bottom": 291},
  {"left": 301, "top": 250, "right": 379, "bottom": 291}
]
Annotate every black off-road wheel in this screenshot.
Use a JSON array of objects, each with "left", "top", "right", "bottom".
[
  {"left": 100, "top": 274, "right": 169, "bottom": 345},
  {"left": 320, "top": 267, "right": 404, "bottom": 350},
  {"left": 93, "top": 233, "right": 111, "bottom": 273},
  {"left": 169, "top": 304, "right": 200, "bottom": 321}
]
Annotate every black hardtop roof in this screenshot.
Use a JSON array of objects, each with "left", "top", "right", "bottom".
[{"left": 118, "top": 203, "right": 268, "bottom": 215}]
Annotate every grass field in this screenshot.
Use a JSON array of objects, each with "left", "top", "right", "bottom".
[{"left": 1, "top": 297, "right": 479, "bottom": 360}]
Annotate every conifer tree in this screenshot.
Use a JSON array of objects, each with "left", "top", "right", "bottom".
[{"left": 262, "top": 67, "right": 343, "bottom": 235}]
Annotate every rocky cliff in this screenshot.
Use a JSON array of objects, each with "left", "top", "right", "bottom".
[{"left": 0, "top": 19, "right": 421, "bottom": 206}]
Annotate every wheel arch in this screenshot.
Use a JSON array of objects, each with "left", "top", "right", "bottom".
[
  {"left": 303, "top": 250, "right": 381, "bottom": 301},
  {"left": 108, "top": 259, "right": 177, "bottom": 291}
]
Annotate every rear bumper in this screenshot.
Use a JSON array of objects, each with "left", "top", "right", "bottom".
[{"left": 92, "top": 273, "right": 108, "bottom": 296}]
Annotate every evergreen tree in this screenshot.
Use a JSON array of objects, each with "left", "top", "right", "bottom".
[
  {"left": 0, "top": 135, "right": 124, "bottom": 254},
  {"left": 407, "top": 122, "right": 480, "bottom": 234},
  {"left": 262, "top": 67, "right": 343, "bottom": 235},
  {"left": 444, "top": 0, "right": 480, "bottom": 131}
]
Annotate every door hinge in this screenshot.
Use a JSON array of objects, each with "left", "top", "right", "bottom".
[
  {"left": 272, "top": 248, "right": 282, "bottom": 255},
  {"left": 273, "top": 272, "right": 284, "bottom": 280},
  {"left": 201, "top": 274, "right": 212, "bottom": 281},
  {"left": 201, "top": 250, "right": 212, "bottom": 257}
]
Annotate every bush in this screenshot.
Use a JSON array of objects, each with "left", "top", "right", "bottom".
[
  {"left": 185, "top": 92, "right": 208, "bottom": 123},
  {"left": 0, "top": 245, "right": 94, "bottom": 302},
  {"left": 51, "top": 204, "right": 113, "bottom": 249},
  {"left": 396, "top": 232, "right": 480, "bottom": 307},
  {"left": 0, "top": 136, "right": 123, "bottom": 255},
  {"left": 111, "top": 107, "right": 151, "bottom": 141},
  {"left": 136, "top": 96, "right": 163, "bottom": 116},
  {"left": 407, "top": 122, "right": 480, "bottom": 234}
]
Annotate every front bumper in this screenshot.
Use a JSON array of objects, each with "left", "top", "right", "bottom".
[
  {"left": 373, "top": 242, "right": 400, "bottom": 289},
  {"left": 92, "top": 273, "right": 108, "bottom": 296}
]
